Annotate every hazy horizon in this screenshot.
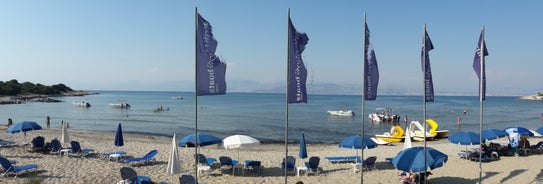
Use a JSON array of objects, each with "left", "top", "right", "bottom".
[{"left": 1, "top": 1, "right": 541, "bottom": 97}]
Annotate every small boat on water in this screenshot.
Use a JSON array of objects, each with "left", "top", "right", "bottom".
[
  {"left": 73, "top": 101, "right": 91, "bottom": 108},
  {"left": 409, "top": 121, "right": 435, "bottom": 141},
  {"left": 172, "top": 96, "right": 183, "bottom": 100},
  {"left": 109, "top": 103, "right": 131, "bottom": 109},
  {"left": 327, "top": 110, "right": 355, "bottom": 117},
  {"left": 368, "top": 107, "right": 400, "bottom": 122},
  {"left": 375, "top": 125, "right": 405, "bottom": 143}
]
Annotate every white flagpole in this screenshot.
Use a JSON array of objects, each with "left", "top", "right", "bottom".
[
  {"left": 194, "top": 6, "right": 200, "bottom": 181},
  {"left": 478, "top": 25, "right": 485, "bottom": 184},
  {"left": 360, "top": 12, "right": 367, "bottom": 184},
  {"left": 422, "top": 23, "right": 428, "bottom": 184},
  {"left": 284, "top": 8, "right": 291, "bottom": 184}
]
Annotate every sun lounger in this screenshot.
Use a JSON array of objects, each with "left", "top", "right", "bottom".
[
  {"left": 0, "top": 156, "right": 38, "bottom": 178},
  {"left": 324, "top": 156, "right": 360, "bottom": 163},
  {"left": 121, "top": 150, "right": 158, "bottom": 166},
  {"left": 67, "top": 141, "right": 94, "bottom": 157},
  {"left": 385, "top": 157, "right": 393, "bottom": 163},
  {"left": 0, "top": 141, "right": 16, "bottom": 147}
]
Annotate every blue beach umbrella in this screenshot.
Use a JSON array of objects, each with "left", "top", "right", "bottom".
[
  {"left": 114, "top": 123, "right": 124, "bottom": 147},
  {"left": 481, "top": 129, "right": 506, "bottom": 141},
  {"left": 299, "top": 132, "right": 307, "bottom": 159},
  {"left": 7, "top": 121, "right": 42, "bottom": 136},
  {"left": 339, "top": 135, "right": 376, "bottom": 162},
  {"left": 178, "top": 132, "right": 221, "bottom": 147},
  {"left": 339, "top": 135, "right": 377, "bottom": 149},
  {"left": 392, "top": 146, "right": 448, "bottom": 172},
  {"left": 504, "top": 127, "right": 534, "bottom": 137},
  {"left": 536, "top": 127, "right": 543, "bottom": 136},
  {"left": 448, "top": 131, "right": 481, "bottom": 145}
]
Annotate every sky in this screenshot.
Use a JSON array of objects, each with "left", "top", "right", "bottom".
[{"left": 0, "top": 1, "right": 541, "bottom": 96}]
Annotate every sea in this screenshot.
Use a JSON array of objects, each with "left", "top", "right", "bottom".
[{"left": 1, "top": 90, "right": 542, "bottom": 143}]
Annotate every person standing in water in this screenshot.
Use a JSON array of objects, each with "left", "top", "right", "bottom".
[
  {"left": 404, "top": 115, "right": 408, "bottom": 128},
  {"left": 457, "top": 115, "right": 462, "bottom": 125},
  {"left": 46, "top": 116, "right": 51, "bottom": 129}
]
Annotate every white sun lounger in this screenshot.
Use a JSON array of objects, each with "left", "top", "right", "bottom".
[{"left": 371, "top": 138, "right": 390, "bottom": 145}]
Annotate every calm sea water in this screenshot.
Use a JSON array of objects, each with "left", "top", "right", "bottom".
[{"left": 1, "top": 91, "right": 542, "bottom": 143}]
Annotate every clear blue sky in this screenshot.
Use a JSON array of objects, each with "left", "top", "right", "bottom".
[{"left": 0, "top": 1, "right": 541, "bottom": 95}]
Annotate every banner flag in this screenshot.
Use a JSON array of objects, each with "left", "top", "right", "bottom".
[
  {"left": 196, "top": 13, "right": 227, "bottom": 96},
  {"left": 421, "top": 29, "right": 434, "bottom": 102},
  {"left": 473, "top": 30, "right": 489, "bottom": 101},
  {"left": 364, "top": 22, "right": 379, "bottom": 100},
  {"left": 287, "top": 17, "right": 309, "bottom": 103}
]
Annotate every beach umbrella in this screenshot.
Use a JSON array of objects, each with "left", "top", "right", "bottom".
[
  {"left": 481, "top": 129, "right": 506, "bottom": 141},
  {"left": 339, "top": 135, "right": 377, "bottom": 160},
  {"left": 179, "top": 132, "right": 221, "bottom": 147},
  {"left": 167, "top": 134, "right": 181, "bottom": 175},
  {"left": 339, "top": 135, "right": 377, "bottom": 149},
  {"left": 392, "top": 146, "right": 448, "bottom": 173},
  {"left": 504, "top": 127, "right": 534, "bottom": 137},
  {"left": 61, "top": 122, "right": 70, "bottom": 144},
  {"left": 221, "top": 134, "right": 260, "bottom": 162},
  {"left": 448, "top": 131, "right": 481, "bottom": 145},
  {"left": 403, "top": 127, "right": 412, "bottom": 150},
  {"left": 7, "top": 121, "right": 42, "bottom": 137},
  {"left": 114, "top": 123, "right": 124, "bottom": 147},
  {"left": 299, "top": 132, "right": 308, "bottom": 159},
  {"left": 535, "top": 127, "right": 543, "bottom": 136}
]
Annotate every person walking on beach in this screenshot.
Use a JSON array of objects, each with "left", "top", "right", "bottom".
[
  {"left": 46, "top": 116, "right": 50, "bottom": 129},
  {"left": 457, "top": 115, "right": 462, "bottom": 125},
  {"left": 7, "top": 118, "right": 13, "bottom": 126}
]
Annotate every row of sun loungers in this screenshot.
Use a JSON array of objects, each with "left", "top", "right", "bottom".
[{"left": 324, "top": 156, "right": 360, "bottom": 163}]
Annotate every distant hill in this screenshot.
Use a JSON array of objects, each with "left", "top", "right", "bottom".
[
  {"left": 0, "top": 79, "right": 97, "bottom": 104},
  {"left": 0, "top": 79, "right": 74, "bottom": 96}
]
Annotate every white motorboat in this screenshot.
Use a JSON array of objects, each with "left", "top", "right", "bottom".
[
  {"left": 73, "top": 101, "right": 91, "bottom": 108},
  {"left": 327, "top": 110, "right": 355, "bottom": 117},
  {"left": 109, "top": 103, "right": 131, "bottom": 109},
  {"left": 172, "top": 96, "right": 183, "bottom": 100}
]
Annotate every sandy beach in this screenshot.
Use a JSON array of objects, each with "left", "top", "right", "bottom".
[{"left": 1, "top": 129, "right": 542, "bottom": 184}]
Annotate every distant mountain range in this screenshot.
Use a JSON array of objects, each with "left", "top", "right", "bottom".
[{"left": 100, "top": 80, "right": 538, "bottom": 96}]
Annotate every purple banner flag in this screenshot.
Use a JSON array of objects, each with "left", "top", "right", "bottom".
[
  {"left": 196, "top": 13, "right": 227, "bottom": 96},
  {"left": 421, "top": 29, "right": 434, "bottom": 102},
  {"left": 364, "top": 22, "right": 379, "bottom": 100},
  {"left": 472, "top": 30, "right": 488, "bottom": 101},
  {"left": 288, "top": 17, "right": 309, "bottom": 103}
]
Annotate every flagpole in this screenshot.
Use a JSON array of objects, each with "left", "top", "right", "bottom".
[
  {"left": 478, "top": 25, "right": 485, "bottom": 184},
  {"left": 284, "top": 8, "right": 290, "bottom": 184},
  {"left": 194, "top": 6, "right": 199, "bottom": 181},
  {"left": 422, "top": 23, "right": 428, "bottom": 183},
  {"left": 360, "top": 12, "right": 367, "bottom": 184}
]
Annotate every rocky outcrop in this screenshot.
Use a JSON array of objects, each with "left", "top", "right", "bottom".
[{"left": 0, "top": 91, "right": 98, "bottom": 105}]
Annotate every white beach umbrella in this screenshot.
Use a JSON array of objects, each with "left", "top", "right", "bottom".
[
  {"left": 167, "top": 134, "right": 181, "bottom": 175},
  {"left": 403, "top": 127, "right": 412, "bottom": 150},
  {"left": 61, "top": 122, "right": 70, "bottom": 144},
  {"left": 222, "top": 135, "right": 260, "bottom": 162}
]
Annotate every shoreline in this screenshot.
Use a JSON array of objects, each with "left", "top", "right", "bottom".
[
  {"left": 2, "top": 128, "right": 543, "bottom": 183},
  {"left": 0, "top": 91, "right": 99, "bottom": 105}
]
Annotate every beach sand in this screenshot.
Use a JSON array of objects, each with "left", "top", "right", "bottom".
[{"left": 1, "top": 129, "right": 542, "bottom": 184}]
